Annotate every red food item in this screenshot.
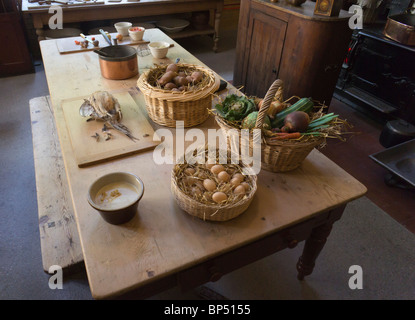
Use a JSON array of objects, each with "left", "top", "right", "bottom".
[
  {"left": 91, "top": 37, "right": 95, "bottom": 41},
  {"left": 130, "top": 27, "right": 143, "bottom": 32},
  {"left": 74, "top": 40, "right": 80, "bottom": 45},
  {"left": 281, "top": 111, "right": 310, "bottom": 133}
]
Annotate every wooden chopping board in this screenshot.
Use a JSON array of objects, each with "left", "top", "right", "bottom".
[
  {"left": 56, "top": 33, "right": 150, "bottom": 54},
  {"left": 61, "top": 90, "right": 160, "bottom": 167}
]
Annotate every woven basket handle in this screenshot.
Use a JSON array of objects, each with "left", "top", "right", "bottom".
[{"left": 255, "top": 79, "right": 284, "bottom": 129}]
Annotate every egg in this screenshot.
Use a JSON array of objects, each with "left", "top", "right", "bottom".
[
  {"left": 241, "top": 182, "right": 250, "bottom": 191},
  {"left": 203, "top": 179, "right": 216, "bottom": 192},
  {"left": 233, "top": 173, "right": 244, "bottom": 182},
  {"left": 184, "top": 168, "right": 195, "bottom": 175},
  {"left": 212, "top": 192, "right": 227, "bottom": 203},
  {"left": 217, "top": 171, "right": 230, "bottom": 183},
  {"left": 205, "top": 163, "right": 215, "bottom": 169},
  {"left": 211, "top": 164, "right": 225, "bottom": 175},
  {"left": 234, "top": 185, "right": 246, "bottom": 195},
  {"left": 230, "top": 177, "right": 241, "bottom": 187}
]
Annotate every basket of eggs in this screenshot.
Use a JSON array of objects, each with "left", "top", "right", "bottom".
[
  {"left": 137, "top": 63, "right": 220, "bottom": 128},
  {"left": 171, "top": 147, "right": 257, "bottom": 222}
]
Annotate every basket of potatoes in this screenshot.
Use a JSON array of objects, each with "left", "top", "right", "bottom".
[
  {"left": 171, "top": 147, "right": 257, "bottom": 221},
  {"left": 137, "top": 63, "right": 220, "bottom": 128}
]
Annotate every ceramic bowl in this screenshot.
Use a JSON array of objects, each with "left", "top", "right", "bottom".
[
  {"left": 148, "top": 41, "right": 170, "bottom": 59},
  {"left": 128, "top": 26, "right": 145, "bottom": 41},
  {"left": 43, "top": 27, "right": 82, "bottom": 40},
  {"left": 114, "top": 22, "right": 132, "bottom": 36},
  {"left": 156, "top": 19, "right": 190, "bottom": 33},
  {"left": 87, "top": 172, "right": 144, "bottom": 225}
]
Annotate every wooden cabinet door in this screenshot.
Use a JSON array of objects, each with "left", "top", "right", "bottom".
[
  {"left": 0, "top": 12, "right": 33, "bottom": 76},
  {"left": 242, "top": 10, "right": 287, "bottom": 98}
]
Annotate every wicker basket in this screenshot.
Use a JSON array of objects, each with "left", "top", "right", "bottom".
[
  {"left": 215, "top": 79, "right": 324, "bottom": 172},
  {"left": 137, "top": 63, "right": 220, "bottom": 128},
  {"left": 171, "top": 148, "right": 257, "bottom": 222}
]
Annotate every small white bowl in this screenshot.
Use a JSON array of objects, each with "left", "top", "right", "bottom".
[
  {"left": 148, "top": 41, "right": 170, "bottom": 59},
  {"left": 128, "top": 26, "right": 145, "bottom": 41},
  {"left": 114, "top": 22, "right": 132, "bottom": 36}
]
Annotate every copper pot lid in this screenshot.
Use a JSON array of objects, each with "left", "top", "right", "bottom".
[{"left": 97, "top": 46, "right": 137, "bottom": 62}]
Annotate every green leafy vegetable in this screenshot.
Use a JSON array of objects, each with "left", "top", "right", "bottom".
[
  {"left": 241, "top": 111, "right": 272, "bottom": 130},
  {"left": 215, "top": 94, "right": 256, "bottom": 122}
]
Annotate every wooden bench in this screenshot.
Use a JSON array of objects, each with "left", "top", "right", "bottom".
[{"left": 30, "top": 96, "right": 84, "bottom": 274}]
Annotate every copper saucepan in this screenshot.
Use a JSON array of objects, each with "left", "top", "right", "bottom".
[
  {"left": 96, "top": 29, "right": 139, "bottom": 80},
  {"left": 383, "top": 13, "right": 415, "bottom": 46}
]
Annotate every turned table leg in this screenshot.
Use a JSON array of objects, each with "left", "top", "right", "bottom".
[
  {"left": 36, "top": 28, "right": 46, "bottom": 42},
  {"left": 212, "top": 3, "right": 223, "bottom": 52},
  {"left": 296, "top": 205, "right": 346, "bottom": 280}
]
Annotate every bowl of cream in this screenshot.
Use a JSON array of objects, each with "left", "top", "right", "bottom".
[{"left": 87, "top": 172, "right": 144, "bottom": 224}]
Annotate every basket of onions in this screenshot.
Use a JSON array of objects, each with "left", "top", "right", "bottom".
[
  {"left": 171, "top": 147, "right": 257, "bottom": 221},
  {"left": 137, "top": 63, "right": 220, "bottom": 128},
  {"left": 214, "top": 79, "right": 347, "bottom": 172}
]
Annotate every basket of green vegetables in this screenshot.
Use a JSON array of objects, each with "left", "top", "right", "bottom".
[{"left": 214, "top": 79, "right": 348, "bottom": 172}]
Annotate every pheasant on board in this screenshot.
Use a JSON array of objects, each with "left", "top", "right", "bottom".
[{"left": 79, "top": 91, "right": 138, "bottom": 141}]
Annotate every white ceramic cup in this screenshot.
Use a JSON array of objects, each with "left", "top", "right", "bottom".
[
  {"left": 148, "top": 41, "right": 170, "bottom": 59},
  {"left": 128, "top": 27, "right": 145, "bottom": 41},
  {"left": 114, "top": 22, "right": 132, "bottom": 37}
]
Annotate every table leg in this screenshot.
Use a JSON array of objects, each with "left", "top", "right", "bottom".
[
  {"left": 31, "top": 15, "right": 46, "bottom": 41},
  {"left": 296, "top": 205, "right": 346, "bottom": 280},
  {"left": 36, "top": 28, "right": 46, "bottom": 41},
  {"left": 213, "top": 3, "right": 223, "bottom": 52}
]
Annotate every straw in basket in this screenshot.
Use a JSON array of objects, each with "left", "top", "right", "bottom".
[
  {"left": 215, "top": 79, "right": 324, "bottom": 172},
  {"left": 171, "top": 147, "right": 257, "bottom": 222},
  {"left": 137, "top": 63, "right": 220, "bottom": 128}
]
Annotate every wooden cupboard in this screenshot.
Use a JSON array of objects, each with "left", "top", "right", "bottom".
[
  {"left": 0, "top": 0, "right": 33, "bottom": 76},
  {"left": 233, "top": 0, "right": 352, "bottom": 105}
]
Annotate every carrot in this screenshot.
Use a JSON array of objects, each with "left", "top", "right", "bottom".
[
  {"left": 270, "top": 132, "right": 291, "bottom": 135},
  {"left": 269, "top": 132, "right": 301, "bottom": 140}
]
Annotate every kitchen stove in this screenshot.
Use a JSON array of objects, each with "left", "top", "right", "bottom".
[{"left": 335, "top": 26, "right": 415, "bottom": 126}]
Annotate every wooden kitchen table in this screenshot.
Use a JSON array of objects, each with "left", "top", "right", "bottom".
[
  {"left": 37, "top": 28, "right": 367, "bottom": 299},
  {"left": 22, "top": 0, "right": 224, "bottom": 51}
]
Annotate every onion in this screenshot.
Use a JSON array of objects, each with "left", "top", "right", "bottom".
[{"left": 282, "top": 111, "right": 310, "bottom": 133}]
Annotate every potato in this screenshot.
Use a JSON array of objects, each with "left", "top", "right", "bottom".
[
  {"left": 166, "top": 63, "right": 179, "bottom": 73},
  {"left": 178, "top": 71, "right": 186, "bottom": 77},
  {"left": 191, "top": 71, "right": 203, "bottom": 83},
  {"left": 158, "top": 71, "right": 177, "bottom": 86},
  {"left": 173, "top": 76, "right": 180, "bottom": 86},
  {"left": 174, "top": 76, "right": 189, "bottom": 87},
  {"left": 164, "top": 82, "right": 177, "bottom": 90},
  {"left": 186, "top": 75, "right": 194, "bottom": 83}
]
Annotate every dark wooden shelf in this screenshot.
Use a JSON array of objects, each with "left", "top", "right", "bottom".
[{"left": 162, "top": 26, "right": 215, "bottom": 39}]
